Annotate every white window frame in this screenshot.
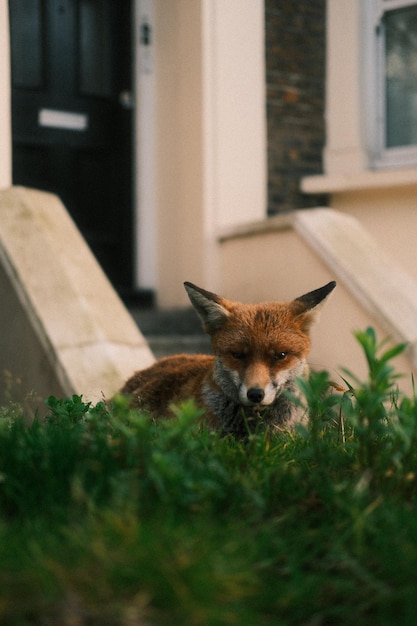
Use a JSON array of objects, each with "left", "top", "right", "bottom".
[{"left": 364, "top": 0, "right": 417, "bottom": 169}]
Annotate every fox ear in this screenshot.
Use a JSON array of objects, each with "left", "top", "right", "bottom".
[
  {"left": 292, "top": 281, "right": 336, "bottom": 331},
  {"left": 184, "top": 282, "right": 231, "bottom": 331}
]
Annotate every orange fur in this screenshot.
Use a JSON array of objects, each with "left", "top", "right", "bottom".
[
  {"left": 120, "top": 281, "right": 336, "bottom": 437},
  {"left": 121, "top": 354, "right": 220, "bottom": 429}
]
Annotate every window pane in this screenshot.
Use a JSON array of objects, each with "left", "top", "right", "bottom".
[
  {"left": 78, "top": 0, "right": 112, "bottom": 97},
  {"left": 385, "top": 6, "right": 417, "bottom": 147},
  {"left": 9, "top": 0, "right": 43, "bottom": 88}
]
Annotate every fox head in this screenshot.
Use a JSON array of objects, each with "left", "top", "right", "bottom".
[{"left": 184, "top": 281, "right": 336, "bottom": 409}]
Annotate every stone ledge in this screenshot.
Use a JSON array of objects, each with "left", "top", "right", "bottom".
[
  {"left": 302, "top": 167, "right": 417, "bottom": 195},
  {"left": 217, "top": 213, "right": 293, "bottom": 242},
  {"left": 294, "top": 208, "right": 417, "bottom": 367}
]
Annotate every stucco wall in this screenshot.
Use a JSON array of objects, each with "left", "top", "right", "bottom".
[
  {"left": 0, "top": 0, "right": 11, "bottom": 189},
  {"left": 331, "top": 188, "right": 417, "bottom": 285},
  {"left": 152, "top": 0, "right": 266, "bottom": 307}
]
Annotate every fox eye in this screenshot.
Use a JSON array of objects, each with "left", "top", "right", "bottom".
[
  {"left": 273, "top": 352, "right": 287, "bottom": 361},
  {"left": 231, "top": 351, "right": 246, "bottom": 361}
]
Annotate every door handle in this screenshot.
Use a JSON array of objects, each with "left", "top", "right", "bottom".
[{"left": 119, "top": 90, "right": 135, "bottom": 110}]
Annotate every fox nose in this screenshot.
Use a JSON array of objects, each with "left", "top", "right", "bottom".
[{"left": 247, "top": 387, "right": 265, "bottom": 404}]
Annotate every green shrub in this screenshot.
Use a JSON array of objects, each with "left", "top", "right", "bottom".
[{"left": 0, "top": 329, "right": 417, "bottom": 625}]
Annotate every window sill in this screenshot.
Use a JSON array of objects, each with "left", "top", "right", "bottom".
[{"left": 301, "top": 167, "right": 417, "bottom": 195}]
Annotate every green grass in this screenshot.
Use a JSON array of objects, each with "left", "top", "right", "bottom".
[{"left": 2, "top": 328, "right": 417, "bottom": 624}]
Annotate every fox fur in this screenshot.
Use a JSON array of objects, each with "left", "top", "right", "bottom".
[{"left": 120, "top": 281, "right": 336, "bottom": 437}]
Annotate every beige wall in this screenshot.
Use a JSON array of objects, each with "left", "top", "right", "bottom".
[
  {"left": 0, "top": 0, "right": 11, "bottom": 189},
  {"left": 332, "top": 186, "right": 417, "bottom": 284},
  {"left": 202, "top": 0, "right": 267, "bottom": 232},
  {"left": 153, "top": 0, "right": 206, "bottom": 306},
  {"left": 152, "top": 0, "right": 266, "bottom": 306},
  {"left": 324, "top": 0, "right": 367, "bottom": 174}
]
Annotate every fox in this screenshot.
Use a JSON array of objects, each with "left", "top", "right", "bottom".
[{"left": 120, "top": 280, "right": 336, "bottom": 437}]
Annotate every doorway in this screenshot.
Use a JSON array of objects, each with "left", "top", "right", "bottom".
[{"left": 9, "top": 0, "right": 134, "bottom": 292}]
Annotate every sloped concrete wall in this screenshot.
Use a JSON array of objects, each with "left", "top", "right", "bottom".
[
  {"left": 0, "top": 187, "right": 154, "bottom": 411},
  {"left": 0, "top": 257, "right": 66, "bottom": 407}
]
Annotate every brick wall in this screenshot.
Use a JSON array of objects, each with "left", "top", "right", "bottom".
[{"left": 265, "top": 0, "right": 327, "bottom": 214}]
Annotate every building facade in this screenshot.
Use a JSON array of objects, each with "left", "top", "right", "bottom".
[
  {"left": 2, "top": 0, "right": 417, "bottom": 388},
  {"left": 2, "top": 0, "right": 330, "bottom": 305}
]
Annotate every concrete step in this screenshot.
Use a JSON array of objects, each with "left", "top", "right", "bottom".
[
  {"left": 142, "top": 335, "right": 212, "bottom": 359},
  {"left": 129, "top": 306, "right": 211, "bottom": 359}
]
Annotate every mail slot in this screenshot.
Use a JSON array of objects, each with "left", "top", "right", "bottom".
[{"left": 38, "top": 108, "right": 89, "bottom": 131}]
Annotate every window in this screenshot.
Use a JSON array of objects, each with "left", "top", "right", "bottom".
[{"left": 366, "top": 0, "right": 417, "bottom": 168}]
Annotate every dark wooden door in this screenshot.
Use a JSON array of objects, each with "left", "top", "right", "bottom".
[{"left": 9, "top": 0, "right": 134, "bottom": 291}]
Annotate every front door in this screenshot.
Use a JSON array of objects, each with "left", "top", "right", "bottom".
[{"left": 9, "top": 0, "right": 134, "bottom": 292}]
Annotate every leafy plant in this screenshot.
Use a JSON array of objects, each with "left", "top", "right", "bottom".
[
  {"left": 45, "top": 393, "right": 92, "bottom": 424},
  {"left": 0, "top": 329, "right": 417, "bottom": 624},
  {"left": 341, "top": 328, "right": 408, "bottom": 477}
]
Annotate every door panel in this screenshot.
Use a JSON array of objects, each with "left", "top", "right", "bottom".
[{"left": 9, "top": 0, "right": 133, "bottom": 291}]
